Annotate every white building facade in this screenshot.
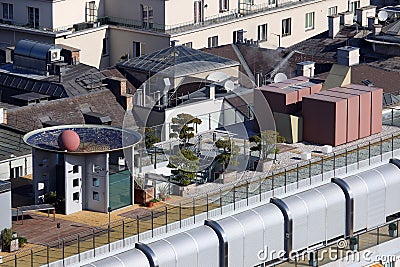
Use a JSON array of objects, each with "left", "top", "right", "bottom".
[{"left": 0, "top": 0, "right": 371, "bottom": 68}]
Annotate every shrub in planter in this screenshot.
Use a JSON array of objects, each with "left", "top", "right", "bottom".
[
  {"left": 147, "top": 198, "right": 159, "bottom": 207},
  {"left": 18, "top": 237, "right": 27, "bottom": 248},
  {"left": 1, "top": 228, "right": 13, "bottom": 251}
]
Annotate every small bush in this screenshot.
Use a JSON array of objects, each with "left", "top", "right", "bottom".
[{"left": 18, "top": 237, "right": 27, "bottom": 247}]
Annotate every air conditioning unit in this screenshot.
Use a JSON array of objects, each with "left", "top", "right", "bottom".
[{"left": 48, "top": 48, "right": 62, "bottom": 62}]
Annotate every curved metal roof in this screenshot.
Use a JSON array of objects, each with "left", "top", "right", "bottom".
[
  {"left": 82, "top": 248, "right": 150, "bottom": 267},
  {"left": 14, "top": 40, "right": 58, "bottom": 60}
]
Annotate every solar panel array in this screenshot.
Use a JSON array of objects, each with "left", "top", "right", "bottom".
[{"left": 0, "top": 73, "right": 67, "bottom": 98}]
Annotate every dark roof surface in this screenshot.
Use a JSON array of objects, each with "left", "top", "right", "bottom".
[
  {"left": 118, "top": 45, "right": 239, "bottom": 76},
  {"left": 7, "top": 90, "right": 126, "bottom": 132},
  {"left": 0, "top": 125, "right": 31, "bottom": 161},
  {"left": 43, "top": 63, "right": 105, "bottom": 96},
  {"left": 351, "top": 64, "right": 400, "bottom": 94}
]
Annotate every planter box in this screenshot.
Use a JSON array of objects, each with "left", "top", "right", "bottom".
[
  {"left": 255, "top": 159, "right": 273, "bottom": 172},
  {"left": 134, "top": 186, "right": 155, "bottom": 205},
  {"left": 171, "top": 183, "right": 197, "bottom": 197}
]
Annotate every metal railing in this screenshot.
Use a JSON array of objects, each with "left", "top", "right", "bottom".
[
  {"left": 0, "top": 0, "right": 319, "bottom": 36},
  {"left": 1, "top": 130, "right": 399, "bottom": 266}
]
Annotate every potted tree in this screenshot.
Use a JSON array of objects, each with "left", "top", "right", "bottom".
[
  {"left": 168, "top": 113, "right": 201, "bottom": 188},
  {"left": 249, "top": 130, "right": 285, "bottom": 171},
  {"left": 214, "top": 138, "right": 239, "bottom": 183}
]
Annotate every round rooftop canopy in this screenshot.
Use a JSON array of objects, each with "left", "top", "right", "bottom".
[{"left": 24, "top": 125, "right": 141, "bottom": 154}]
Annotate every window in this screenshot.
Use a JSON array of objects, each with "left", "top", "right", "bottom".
[
  {"left": 73, "top": 165, "right": 80, "bottom": 173},
  {"left": 93, "top": 191, "right": 100, "bottom": 201},
  {"left": 208, "top": 36, "right": 218, "bottom": 48},
  {"left": 305, "top": 12, "right": 315, "bottom": 30},
  {"left": 86, "top": 1, "right": 97, "bottom": 22},
  {"left": 219, "top": 0, "right": 229, "bottom": 12},
  {"left": 282, "top": 18, "right": 291, "bottom": 36},
  {"left": 182, "top": 42, "right": 193, "bottom": 48},
  {"left": 28, "top": 6, "right": 39, "bottom": 29},
  {"left": 141, "top": 5, "right": 153, "bottom": 28},
  {"left": 258, "top": 24, "right": 267, "bottom": 41},
  {"left": 93, "top": 178, "right": 100, "bottom": 187},
  {"left": 133, "top": 41, "right": 141, "bottom": 57},
  {"left": 328, "top": 6, "right": 338, "bottom": 16},
  {"left": 92, "top": 164, "right": 102, "bottom": 173},
  {"left": 73, "top": 192, "right": 79, "bottom": 201},
  {"left": 73, "top": 178, "right": 79, "bottom": 187},
  {"left": 350, "top": 1, "right": 360, "bottom": 15},
  {"left": 233, "top": 30, "right": 244, "bottom": 44},
  {"left": 194, "top": 0, "right": 204, "bottom": 24},
  {"left": 2, "top": 3, "right": 13, "bottom": 20},
  {"left": 102, "top": 38, "right": 108, "bottom": 55},
  {"left": 10, "top": 166, "right": 22, "bottom": 179},
  {"left": 268, "top": 0, "right": 276, "bottom": 5}
]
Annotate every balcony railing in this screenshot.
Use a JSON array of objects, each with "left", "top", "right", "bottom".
[{"left": 0, "top": 0, "right": 318, "bottom": 36}]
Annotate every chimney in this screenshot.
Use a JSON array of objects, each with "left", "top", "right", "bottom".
[
  {"left": 0, "top": 108, "right": 7, "bottom": 124},
  {"left": 368, "top": 16, "right": 376, "bottom": 30},
  {"left": 136, "top": 89, "right": 143, "bottom": 106},
  {"left": 105, "top": 77, "right": 127, "bottom": 96},
  {"left": 209, "top": 85, "right": 215, "bottom": 100},
  {"left": 59, "top": 72, "right": 63, "bottom": 83},
  {"left": 337, "top": 46, "right": 360, "bottom": 66},
  {"left": 328, "top": 15, "right": 341, "bottom": 38},
  {"left": 356, "top": 6, "right": 376, "bottom": 27},
  {"left": 340, "top": 11, "right": 354, "bottom": 26},
  {"left": 296, "top": 61, "right": 315, "bottom": 78},
  {"left": 373, "top": 24, "right": 382, "bottom": 35}
]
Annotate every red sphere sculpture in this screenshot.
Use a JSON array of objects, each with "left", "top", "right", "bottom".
[{"left": 58, "top": 130, "right": 80, "bottom": 152}]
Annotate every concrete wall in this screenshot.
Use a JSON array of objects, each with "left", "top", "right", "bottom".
[
  {"left": 104, "top": 0, "right": 165, "bottom": 26},
  {"left": 32, "top": 148, "right": 58, "bottom": 204},
  {"left": 273, "top": 112, "right": 302, "bottom": 143},
  {"left": 84, "top": 153, "right": 109, "bottom": 213},
  {"left": 0, "top": 0, "right": 104, "bottom": 29},
  {"left": 0, "top": 0, "right": 53, "bottom": 28},
  {"left": 108, "top": 26, "right": 170, "bottom": 66},
  {"left": 56, "top": 26, "right": 109, "bottom": 68},
  {"left": 52, "top": 0, "right": 104, "bottom": 29},
  {"left": 64, "top": 154, "right": 83, "bottom": 215}
]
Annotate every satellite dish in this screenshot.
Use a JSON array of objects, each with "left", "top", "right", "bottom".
[
  {"left": 378, "top": 10, "right": 388, "bottom": 22},
  {"left": 207, "top": 71, "right": 229, "bottom": 82},
  {"left": 273, "top": 73, "right": 288, "bottom": 83},
  {"left": 224, "top": 80, "right": 235, "bottom": 91}
]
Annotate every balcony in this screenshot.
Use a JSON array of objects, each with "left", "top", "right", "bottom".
[{"left": 0, "top": 0, "right": 316, "bottom": 37}]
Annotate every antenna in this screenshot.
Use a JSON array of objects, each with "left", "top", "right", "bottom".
[
  {"left": 378, "top": 10, "right": 388, "bottom": 22},
  {"left": 273, "top": 73, "right": 287, "bottom": 83}
]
